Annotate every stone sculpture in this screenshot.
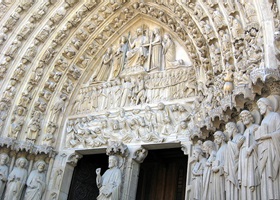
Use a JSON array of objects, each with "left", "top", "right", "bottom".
[
  {"left": 126, "top": 27, "right": 149, "bottom": 68},
  {"left": 24, "top": 161, "right": 46, "bottom": 200},
  {"left": 111, "top": 36, "right": 128, "bottom": 79},
  {"left": 256, "top": 97, "right": 280, "bottom": 199},
  {"left": 96, "top": 155, "right": 122, "bottom": 200},
  {"left": 190, "top": 147, "right": 206, "bottom": 200},
  {"left": 4, "top": 157, "right": 28, "bottom": 200},
  {"left": 150, "top": 28, "right": 162, "bottom": 70},
  {"left": 238, "top": 110, "right": 260, "bottom": 200},
  {"left": 0, "top": 153, "right": 9, "bottom": 198},
  {"left": 212, "top": 131, "right": 227, "bottom": 200},
  {"left": 95, "top": 47, "right": 113, "bottom": 82},
  {"left": 202, "top": 140, "right": 217, "bottom": 199},
  {"left": 162, "top": 33, "right": 175, "bottom": 69},
  {"left": 224, "top": 122, "right": 244, "bottom": 200}
]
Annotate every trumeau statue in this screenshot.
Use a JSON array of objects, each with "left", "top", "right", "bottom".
[{"left": 96, "top": 155, "right": 122, "bottom": 200}]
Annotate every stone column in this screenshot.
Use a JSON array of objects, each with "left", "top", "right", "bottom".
[
  {"left": 44, "top": 150, "right": 82, "bottom": 200},
  {"left": 181, "top": 141, "right": 193, "bottom": 200},
  {"left": 122, "top": 146, "right": 148, "bottom": 200}
]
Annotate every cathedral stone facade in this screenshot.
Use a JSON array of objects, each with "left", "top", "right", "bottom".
[{"left": 0, "top": 0, "right": 279, "bottom": 199}]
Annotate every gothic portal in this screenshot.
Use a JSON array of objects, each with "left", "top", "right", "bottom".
[{"left": 0, "top": 0, "right": 279, "bottom": 199}]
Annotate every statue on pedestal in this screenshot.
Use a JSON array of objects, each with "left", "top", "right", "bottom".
[{"left": 96, "top": 155, "right": 122, "bottom": 200}]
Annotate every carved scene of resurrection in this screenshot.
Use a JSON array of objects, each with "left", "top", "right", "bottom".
[{"left": 0, "top": 0, "right": 279, "bottom": 199}]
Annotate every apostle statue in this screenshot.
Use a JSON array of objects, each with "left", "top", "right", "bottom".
[
  {"left": 96, "top": 155, "right": 122, "bottom": 200},
  {"left": 4, "top": 157, "right": 28, "bottom": 200},
  {"left": 256, "top": 97, "right": 280, "bottom": 199},
  {"left": 190, "top": 147, "right": 206, "bottom": 200},
  {"left": 212, "top": 131, "right": 227, "bottom": 200},
  {"left": 24, "top": 160, "right": 47, "bottom": 200},
  {"left": 202, "top": 140, "right": 217, "bottom": 199},
  {"left": 0, "top": 153, "right": 9, "bottom": 198},
  {"left": 224, "top": 122, "right": 244, "bottom": 200},
  {"left": 238, "top": 110, "right": 260, "bottom": 200}
]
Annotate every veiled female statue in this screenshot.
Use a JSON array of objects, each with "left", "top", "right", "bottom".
[
  {"left": 256, "top": 97, "right": 280, "bottom": 199},
  {"left": 4, "top": 157, "right": 28, "bottom": 200},
  {"left": 162, "top": 33, "right": 175, "bottom": 70},
  {"left": 24, "top": 160, "right": 46, "bottom": 200},
  {"left": 95, "top": 47, "right": 113, "bottom": 82},
  {"left": 96, "top": 155, "right": 122, "bottom": 200}
]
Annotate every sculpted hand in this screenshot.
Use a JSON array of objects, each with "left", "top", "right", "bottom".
[
  {"left": 249, "top": 186, "right": 255, "bottom": 192},
  {"left": 256, "top": 135, "right": 271, "bottom": 141},
  {"left": 212, "top": 167, "right": 219, "bottom": 173},
  {"left": 246, "top": 147, "right": 253, "bottom": 157},
  {"left": 96, "top": 168, "right": 101, "bottom": 175}
]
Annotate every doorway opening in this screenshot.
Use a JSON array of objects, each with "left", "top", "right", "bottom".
[
  {"left": 67, "top": 153, "right": 108, "bottom": 200},
  {"left": 136, "top": 148, "right": 188, "bottom": 200}
]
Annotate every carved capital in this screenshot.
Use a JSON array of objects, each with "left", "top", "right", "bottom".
[
  {"left": 66, "top": 152, "right": 83, "bottom": 167},
  {"left": 106, "top": 141, "right": 129, "bottom": 157},
  {"left": 250, "top": 68, "right": 280, "bottom": 84},
  {"left": 132, "top": 147, "right": 148, "bottom": 163}
]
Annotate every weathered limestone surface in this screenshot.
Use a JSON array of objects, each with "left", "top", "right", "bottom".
[{"left": 0, "top": 0, "right": 279, "bottom": 199}]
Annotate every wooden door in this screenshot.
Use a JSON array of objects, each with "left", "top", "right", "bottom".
[{"left": 136, "top": 148, "right": 188, "bottom": 200}]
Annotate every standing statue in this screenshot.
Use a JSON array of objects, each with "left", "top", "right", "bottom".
[
  {"left": 4, "top": 157, "right": 28, "bottom": 200},
  {"left": 24, "top": 161, "right": 46, "bottom": 200},
  {"left": 120, "top": 77, "right": 133, "bottom": 107},
  {"left": 202, "top": 140, "right": 217, "bottom": 199},
  {"left": 256, "top": 97, "right": 280, "bottom": 199},
  {"left": 95, "top": 47, "right": 113, "bottom": 82},
  {"left": 238, "top": 110, "right": 260, "bottom": 200},
  {"left": 51, "top": 94, "right": 68, "bottom": 122},
  {"left": 96, "top": 155, "right": 122, "bottom": 200},
  {"left": 212, "top": 131, "right": 227, "bottom": 200},
  {"left": 126, "top": 27, "right": 149, "bottom": 68},
  {"left": 0, "top": 153, "right": 9, "bottom": 198},
  {"left": 111, "top": 36, "right": 128, "bottom": 79},
  {"left": 162, "top": 33, "right": 175, "bottom": 70},
  {"left": 150, "top": 28, "right": 162, "bottom": 71},
  {"left": 224, "top": 122, "right": 244, "bottom": 200},
  {"left": 190, "top": 147, "right": 206, "bottom": 200}
]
